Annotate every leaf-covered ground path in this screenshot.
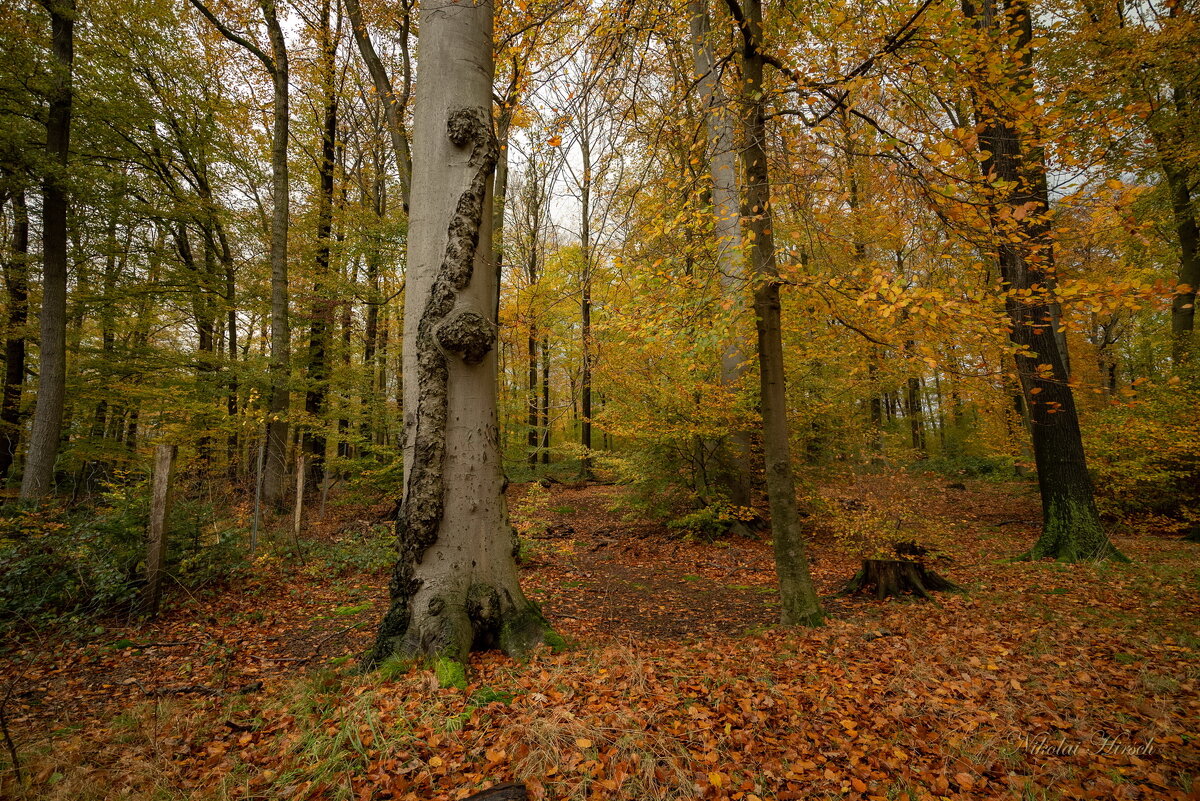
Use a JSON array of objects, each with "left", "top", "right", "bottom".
[{"left": 2, "top": 473, "right": 1198, "bottom": 800}]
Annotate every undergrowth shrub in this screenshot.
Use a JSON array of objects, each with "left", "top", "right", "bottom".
[
  {"left": 327, "top": 452, "right": 404, "bottom": 505},
  {"left": 1086, "top": 381, "right": 1200, "bottom": 529},
  {"left": 309, "top": 524, "right": 397, "bottom": 575},
  {"left": 920, "top": 452, "right": 1013, "bottom": 479},
  {"left": 597, "top": 446, "right": 752, "bottom": 539},
  {"left": 0, "top": 474, "right": 245, "bottom": 634}
]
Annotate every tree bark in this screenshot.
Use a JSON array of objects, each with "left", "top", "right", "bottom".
[
  {"left": 369, "top": 0, "right": 555, "bottom": 667},
  {"left": 0, "top": 189, "right": 29, "bottom": 481},
  {"left": 304, "top": 0, "right": 338, "bottom": 489},
  {"left": 261, "top": 0, "right": 291, "bottom": 510},
  {"left": 1164, "top": 158, "right": 1199, "bottom": 362},
  {"left": 493, "top": 74, "right": 518, "bottom": 325},
  {"left": 728, "top": 0, "right": 823, "bottom": 626},
  {"left": 691, "top": 0, "right": 752, "bottom": 508},
  {"left": 20, "top": 0, "right": 74, "bottom": 500},
  {"left": 527, "top": 325, "right": 539, "bottom": 466},
  {"left": 579, "top": 119, "right": 594, "bottom": 479},
  {"left": 541, "top": 334, "right": 550, "bottom": 464},
  {"left": 962, "top": 0, "right": 1124, "bottom": 561}
]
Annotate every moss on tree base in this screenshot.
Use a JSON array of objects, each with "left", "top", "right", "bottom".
[
  {"left": 367, "top": 588, "right": 558, "bottom": 673},
  {"left": 1019, "top": 497, "right": 1129, "bottom": 563}
]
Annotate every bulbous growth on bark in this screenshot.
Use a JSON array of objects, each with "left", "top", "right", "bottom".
[{"left": 368, "top": 2, "right": 555, "bottom": 668}]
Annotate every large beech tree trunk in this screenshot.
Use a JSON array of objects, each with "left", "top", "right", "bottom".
[
  {"left": 728, "top": 0, "right": 823, "bottom": 626},
  {"left": 962, "top": 0, "right": 1123, "bottom": 562},
  {"left": 369, "top": 0, "right": 554, "bottom": 666},
  {"left": 21, "top": 0, "right": 74, "bottom": 500},
  {"left": 690, "top": 1, "right": 752, "bottom": 509}
]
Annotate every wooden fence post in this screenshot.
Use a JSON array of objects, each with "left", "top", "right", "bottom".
[
  {"left": 292, "top": 452, "right": 307, "bottom": 564},
  {"left": 142, "top": 443, "right": 176, "bottom": 617}
]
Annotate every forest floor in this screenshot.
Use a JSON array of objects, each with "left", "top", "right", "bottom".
[{"left": 1, "top": 471, "right": 1198, "bottom": 801}]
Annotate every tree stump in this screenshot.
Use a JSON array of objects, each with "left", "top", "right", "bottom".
[{"left": 842, "top": 557, "right": 959, "bottom": 601}]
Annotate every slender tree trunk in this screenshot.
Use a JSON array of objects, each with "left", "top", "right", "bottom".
[
  {"left": 224, "top": 230, "right": 239, "bottom": 480},
  {"left": 963, "top": 0, "right": 1123, "bottom": 561},
  {"left": 1164, "top": 160, "right": 1199, "bottom": 362},
  {"left": 691, "top": 0, "right": 752, "bottom": 507},
  {"left": 728, "top": 0, "right": 823, "bottom": 625},
  {"left": 906, "top": 372, "right": 926, "bottom": 453},
  {"left": 493, "top": 83, "right": 516, "bottom": 325},
  {"left": 370, "top": 0, "right": 554, "bottom": 667},
  {"left": 527, "top": 325, "right": 538, "bottom": 466},
  {"left": 526, "top": 226, "right": 540, "bottom": 466},
  {"left": 0, "top": 190, "right": 29, "bottom": 481},
  {"left": 261, "top": 1, "right": 291, "bottom": 510},
  {"left": 304, "top": 0, "right": 338, "bottom": 489},
  {"left": 338, "top": 256, "right": 356, "bottom": 458},
  {"left": 376, "top": 304, "right": 389, "bottom": 446},
  {"left": 579, "top": 131, "right": 593, "bottom": 479},
  {"left": 362, "top": 169, "right": 384, "bottom": 444},
  {"left": 21, "top": 0, "right": 74, "bottom": 500},
  {"left": 541, "top": 334, "right": 550, "bottom": 464},
  {"left": 344, "top": 0, "right": 412, "bottom": 208}
]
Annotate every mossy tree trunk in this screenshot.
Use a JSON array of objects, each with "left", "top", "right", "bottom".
[
  {"left": 727, "top": 0, "right": 823, "bottom": 626},
  {"left": 961, "top": 0, "right": 1124, "bottom": 562},
  {"left": 369, "top": 0, "right": 554, "bottom": 667}
]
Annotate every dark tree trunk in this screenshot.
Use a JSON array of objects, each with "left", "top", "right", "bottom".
[
  {"left": 526, "top": 235, "right": 539, "bottom": 466},
  {"left": 527, "top": 327, "right": 538, "bottom": 466},
  {"left": 906, "top": 374, "right": 926, "bottom": 453},
  {"left": 225, "top": 229, "right": 239, "bottom": 481},
  {"left": 1164, "top": 159, "right": 1199, "bottom": 362},
  {"left": 304, "top": 2, "right": 338, "bottom": 490},
  {"left": 962, "top": 0, "right": 1123, "bottom": 562},
  {"left": 579, "top": 133, "right": 593, "bottom": 479},
  {"left": 20, "top": 0, "right": 73, "bottom": 500},
  {"left": 541, "top": 334, "right": 550, "bottom": 464},
  {"left": 0, "top": 189, "right": 29, "bottom": 481}
]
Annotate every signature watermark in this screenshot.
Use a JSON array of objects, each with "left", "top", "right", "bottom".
[{"left": 1018, "top": 733, "right": 1156, "bottom": 757}]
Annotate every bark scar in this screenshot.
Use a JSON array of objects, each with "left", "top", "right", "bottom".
[{"left": 373, "top": 106, "right": 498, "bottom": 663}]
